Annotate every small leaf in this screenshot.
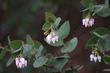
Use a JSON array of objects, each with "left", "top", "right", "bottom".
[
  {"left": 98, "top": 35, "right": 110, "bottom": 52},
  {"left": 93, "top": 4, "right": 110, "bottom": 17},
  {"left": 53, "top": 58, "right": 69, "bottom": 71},
  {"left": 6, "top": 57, "right": 14, "bottom": 67},
  {"left": 85, "top": 36, "right": 98, "bottom": 48},
  {"left": 61, "top": 37, "right": 78, "bottom": 53},
  {"left": 23, "top": 44, "right": 32, "bottom": 57},
  {"left": 42, "top": 22, "right": 51, "bottom": 32},
  {"left": 42, "top": 12, "right": 56, "bottom": 31},
  {"left": 35, "top": 45, "right": 44, "bottom": 58},
  {"left": 53, "top": 17, "right": 61, "bottom": 28},
  {"left": 26, "top": 35, "right": 34, "bottom": 46},
  {"left": 0, "top": 50, "right": 6, "bottom": 60},
  {"left": 91, "top": 27, "right": 110, "bottom": 36},
  {"left": 57, "top": 21, "right": 70, "bottom": 39},
  {"left": 34, "top": 41, "right": 42, "bottom": 49},
  {"left": 9, "top": 40, "right": 22, "bottom": 53},
  {"left": 104, "top": 55, "right": 110, "bottom": 64},
  {"left": 33, "top": 56, "right": 48, "bottom": 68}
]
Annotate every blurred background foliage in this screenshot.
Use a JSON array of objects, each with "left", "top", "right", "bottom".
[{"left": 0, "top": 0, "right": 59, "bottom": 42}]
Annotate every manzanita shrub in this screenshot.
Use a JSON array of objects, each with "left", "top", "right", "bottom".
[
  {"left": 0, "top": 12, "right": 78, "bottom": 73},
  {"left": 86, "top": 27, "right": 110, "bottom": 63},
  {"left": 0, "top": 0, "right": 110, "bottom": 73}
]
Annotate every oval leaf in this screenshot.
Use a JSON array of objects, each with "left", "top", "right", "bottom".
[
  {"left": 33, "top": 56, "right": 48, "bottom": 68},
  {"left": 61, "top": 37, "right": 78, "bottom": 53},
  {"left": 57, "top": 21, "right": 70, "bottom": 39}
]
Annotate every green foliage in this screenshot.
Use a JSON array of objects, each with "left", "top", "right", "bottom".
[
  {"left": 91, "top": 27, "right": 110, "bottom": 36},
  {"left": 57, "top": 21, "right": 70, "bottom": 40},
  {"left": 35, "top": 45, "right": 44, "bottom": 58},
  {"left": 42, "top": 12, "right": 56, "bottom": 31},
  {"left": 53, "top": 58, "right": 68, "bottom": 71},
  {"left": 23, "top": 35, "right": 43, "bottom": 58},
  {"left": 9, "top": 40, "right": 23, "bottom": 54},
  {"left": 1, "top": 10, "right": 78, "bottom": 73},
  {"left": 81, "top": 0, "right": 110, "bottom": 17},
  {"left": 53, "top": 17, "right": 61, "bottom": 28},
  {"left": 61, "top": 37, "right": 78, "bottom": 53},
  {"left": 0, "top": 50, "right": 6, "bottom": 60},
  {"left": 85, "top": 36, "right": 98, "bottom": 48},
  {"left": 93, "top": 0, "right": 110, "bottom": 17},
  {"left": 80, "top": 0, "right": 96, "bottom": 7},
  {"left": 86, "top": 27, "right": 110, "bottom": 49},
  {"left": 33, "top": 56, "right": 48, "bottom": 68},
  {"left": 98, "top": 35, "right": 110, "bottom": 52},
  {"left": 104, "top": 55, "right": 110, "bottom": 64},
  {"left": 26, "top": 35, "right": 34, "bottom": 46}
]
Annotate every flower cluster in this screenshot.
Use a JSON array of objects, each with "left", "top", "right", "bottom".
[
  {"left": 15, "top": 57, "right": 27, "bottom": 69},
  {"left": 45, "top": 31, "right": 59, "bottom": 44},
  {"left": 90, "top": 51, "right": 101, "bottom": 63},
  {"left": 82, "top": 17, "right": 94, "bottom": 27}
]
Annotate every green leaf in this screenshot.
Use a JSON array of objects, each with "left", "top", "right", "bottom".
[
  {"left": 35, "top": 45, "right": 44, "bottom": 58},
  {"left": 57, "top": 21, "right": 70, "bottom": 39},
  {"left": 53, "top": 58, "right": 69, "bottom": 71},
  {"left": 105, "top": 36, "right": 110, "bottom": 50},
  {"left": 33, "top": 56, "right": 48, "bottom": 68},
  {"left": 97, "top": 38, "right": 105, "bottom": 52},
  {"left": 9, "top": 40, "right": 22, "bottom": 53},
  {"left": 34, "top": 41, "right": 42, "bottom": 49},
  {"left": 80, "top": 0, "right": 96, "bottom": 7},
  {"left": 42, "top": 12, "right": 56, "bottom": 31},
  {"left": 91, "top": 27, "right": 110, "bottom": 36},
  {"left": 98, "top": 35, "right": 110, "bottom": 52},
  {"left": 6, "top": 57, "right": 14, "bottom": 67},
  {"left": 0, "top": 50, "right": 6, "bottom": 60},
  {"left": 42, "top": 22, "right": 51, "bottom": 32},
  {"left": 45, "top": 12, "right": 56, "bottom": 22},
  {"left": 104, "top": 55, "right": 110, "bottom": 64},
  {"left": 26, "top": 35, "right": 34, "bottom": 46},
  {"left": 61, "top": 37, "right": 78, "bottom": 53},
  {"left": 23, "top": 44, "right": 33, "bottom": 57},
  {"left": 85, "top": 36, "right": 98, "bottom": 48},
  {"left": 53, "top": 17, "right": 61, "bottom": 28},
  {"left": 93, "top": 4, "right": 110, "bottom": 17}
]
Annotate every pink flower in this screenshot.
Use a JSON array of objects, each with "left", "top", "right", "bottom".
[
  {"left": 82, "top": 17, "right": 94, "bottom": 27},
  {"left": 15, "top": 57, "right": 27, "bottom": 69},
  {"left": 45, "top": 32, "right": 59, "bottom": 44}
]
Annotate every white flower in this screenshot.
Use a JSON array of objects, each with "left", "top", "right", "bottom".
[
  {"left": 45, "top": 32, "right": 59, "bottom": 44},
  {"left": 93, "top": 56, "right": 97, "bottom": 62},
  {"left": 97, "top": 55, "right": 101, "bottom": 62},
  {"left": 90, "top": 54, "right": 94, "bottom": 61},
  {"left": 15, "top": 57, "right": 27, "bottom": 69},
  {"left": 82, "top": 17, "right": 94, "bottom": 27},
  {"left": 89, "top": 53, "right": 101, "bottom": 63}
]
